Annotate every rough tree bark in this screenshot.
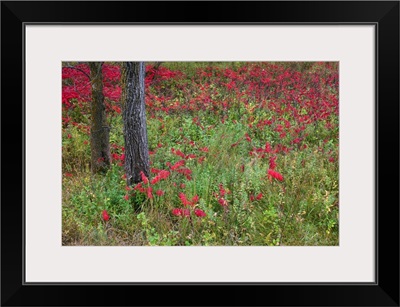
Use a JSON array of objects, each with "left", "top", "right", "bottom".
[
  {"left": 89, "top": 62, "right": 111, "bottom": 174},
  {"left": 121, "top": 62, "right": 150, "bottom": 186}
]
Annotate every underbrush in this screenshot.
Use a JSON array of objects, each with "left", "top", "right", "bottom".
[{"left": 62, "top": 61, "right": 339, "bottom": 246}]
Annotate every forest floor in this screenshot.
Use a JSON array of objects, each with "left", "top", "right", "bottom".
[{"left": 62, "top": 61, "right": 339, "bottom": 246}]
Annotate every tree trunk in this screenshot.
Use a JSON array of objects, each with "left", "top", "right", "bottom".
[
  {"left": 89, "top": 62, "right": 111, "bottom": 174},
  {"left": 121, "top": 62, "right": 150, "bottom": 186}
]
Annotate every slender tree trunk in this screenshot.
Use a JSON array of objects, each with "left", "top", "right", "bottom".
[
  {"left": 121, "top": 62, "right": 150, "bottom": 186},
  {"left": 89, "top": 62, "right": 111, "bottom": 174}
]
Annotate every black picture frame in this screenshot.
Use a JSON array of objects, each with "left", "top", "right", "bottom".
[{"left": 1, "top": 1, "right": 399, "bottom": 306}]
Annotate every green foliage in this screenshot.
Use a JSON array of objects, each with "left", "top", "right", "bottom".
[{"left": 62, "top": 125, "right": 91, "bottom": 173}]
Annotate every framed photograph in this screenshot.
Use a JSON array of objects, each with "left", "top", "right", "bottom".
[{"left": 2, "top": 1, "right": 399, "bottom": 306}]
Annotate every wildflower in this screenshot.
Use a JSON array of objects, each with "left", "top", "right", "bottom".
[
  {"left": 268, "top": 169, "right": 284, "bottom": 181},
  {"left": 172, "top": 208, "right": 182, "bottom": 216},
  {"left": 175, "top": 149, "right": 186, "bottom": 158},
  {"left": 256, "top": 193, "right": 263, "bottom": 200},
  {"left": 140, "top": 171, "right": 149, "bottom": 184},
  {"left": 102, "top": 210, "right": 110, "bottom": 221},
  {"left": 158, "top": 170, "right": 170, "bottom": 180},
  {"left": 292, "top": 138, "right": 302, "bottom": 144},
  {"left": 199, "top": 147, "right": 209, "bottom": 152},
  {"left": 112, "top": 105, "right": 121, "bottom": 114},
  {"left": 170, "top": 160, "right": 185, "bottom": 170},
  {"left": 194, "top": 209, "right": 206, "bottom": 218},
  {"left": 250, "top": 195, "right": 255, "bottom": 201},
  {"left": 269, "top": 156, "right": 277, "bottom": 170},
  {"left": 147, "top": 187, "right": 153, "bottom": 199},
  {"left": 151, "top": 170, "right": 170, "bottom": 185},
  {"left": 156, "top": 189, "right": 164, "bottom": 196},
  {"left": 124, "top": 194, "right": 129, "bottom": 201},
  {"left": 176, "top": 168, "right": 192, "bottom": 180},
  {"left": 133, "top": 183, "right": 146, "bottom": 193},
  {"left": 171, "top": 148, "right": 184, "bottom": 158},
  {"left": 264, "top": 142, "right": 272, "bottom": 153},
  {"left": 219, "top": 184, "right": 226, "bottom": 197},
  {"left": 64, "top": 172, "right": 73, "bottom": 177},
  {"left": 179, "top": 193, "right": 191, "bottom": 206},
  {"left": 179, "top": 192, "right": 198, "bottom": 206},
  {"left": 218, "top": 198, "right": 228, "bottom": 207},
  {"left": 172, "top": 208, "right": 190, "bottom": 217},
  {"left": 151, "top": 176, "right": 160, "bottom": 185},
  {"left": 182, "top": 209, "right": 190, "bottom": 217},
  {"left": 192, "top": 195, "right": 199, "bottom": 204}
]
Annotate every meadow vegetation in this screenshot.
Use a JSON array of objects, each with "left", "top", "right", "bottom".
[{"left": 62, "top": 61, "right": 339, "bottom": 246}]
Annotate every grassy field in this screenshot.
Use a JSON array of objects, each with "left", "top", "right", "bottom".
[{"left": 62, "top": 61, "right": 339, "bottom": 246}]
